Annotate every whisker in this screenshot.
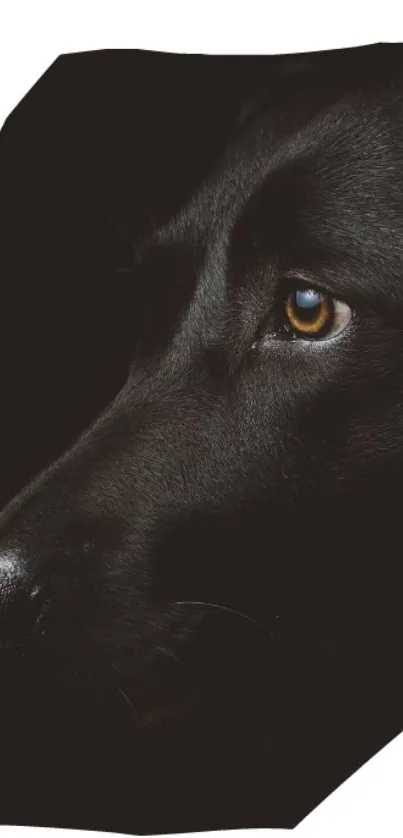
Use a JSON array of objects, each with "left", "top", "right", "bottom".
[
  {"left": 172, "top": 600, "right": 274, "bottom": 637},
  {"left": 117, "top": 685, "right": 141, "bottom": 728},
  {"left": 109, "top": 661, "right": 140, "bottom": 728},
  {"left": 107, "top": 213, "right": 133, "bottom": 243}
]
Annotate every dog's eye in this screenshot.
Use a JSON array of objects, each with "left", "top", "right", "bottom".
[{"left": 279, "top": 284, "right": 352, "bottom": 340}]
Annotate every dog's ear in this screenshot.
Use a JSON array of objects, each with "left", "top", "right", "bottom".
[
  {"left": 234, "top": 50, "right": 337, "bottom": 130},
  {"left": 235, "top": 43, "right": 403, "bottom": 130}
]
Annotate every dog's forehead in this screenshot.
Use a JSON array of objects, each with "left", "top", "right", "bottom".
[
  {"left": 229, "top": 91, "right": 403, "bottom": 237},
  {"left": 237, "top": 90, "right": 403, "bottom": 304},
  {"left": 156, "top": 73, "right": 403, "bottom": 320},
  {"left": 175, "top": 81, "right": 401, "bottom": 221}
]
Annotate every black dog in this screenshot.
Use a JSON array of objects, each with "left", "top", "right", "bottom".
[{"left": 2, "top": 44, "right": 403, "bottom": 834}]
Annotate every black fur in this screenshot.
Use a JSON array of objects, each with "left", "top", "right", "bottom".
[{"left": 1, "top": 44, "right": 403, "bottom": 833}]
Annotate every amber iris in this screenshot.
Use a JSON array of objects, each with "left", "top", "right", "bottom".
[{"left": 285, "top": 288, "right": 333, "bottom": 337}]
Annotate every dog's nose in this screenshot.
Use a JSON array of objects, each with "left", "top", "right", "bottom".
[{"left": 0, "top": 548, "right": 41, "bottom": 646}]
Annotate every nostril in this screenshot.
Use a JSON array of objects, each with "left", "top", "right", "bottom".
[{"left": 0, "top": 548, "right": 43, "bottom": 648}]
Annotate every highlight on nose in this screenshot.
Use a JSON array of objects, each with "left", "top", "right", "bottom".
[
  {"left": 0, "top": 549, "right": 27, "bottom": 602},
  {"left": 0, "top": 548, "right": 42, "bottom": 647}
]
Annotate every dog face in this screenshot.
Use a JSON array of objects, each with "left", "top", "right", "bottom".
[{"left": 2, "top": 56, "right": 403, "bottom": 831}]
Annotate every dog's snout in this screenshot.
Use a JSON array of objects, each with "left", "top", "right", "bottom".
[{"left": 0, "top": 548, "right": 42, "bottom": 647}]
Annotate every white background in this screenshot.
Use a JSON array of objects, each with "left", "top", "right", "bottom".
[{"left": 1, "top": 1, "right": 403, "bottom": 836}]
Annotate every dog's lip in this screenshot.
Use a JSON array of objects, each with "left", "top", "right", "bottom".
[{"left": 125, "top": 687, "right": 204, "bottom": 733}]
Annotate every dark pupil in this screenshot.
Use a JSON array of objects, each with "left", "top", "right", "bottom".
[{"left": 293, "top": 289, "right": 323, "bottom": 322}]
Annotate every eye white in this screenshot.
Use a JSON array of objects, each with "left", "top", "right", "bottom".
[{"left": 325, "top": 298, "right": 352, "bottom": 339}]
